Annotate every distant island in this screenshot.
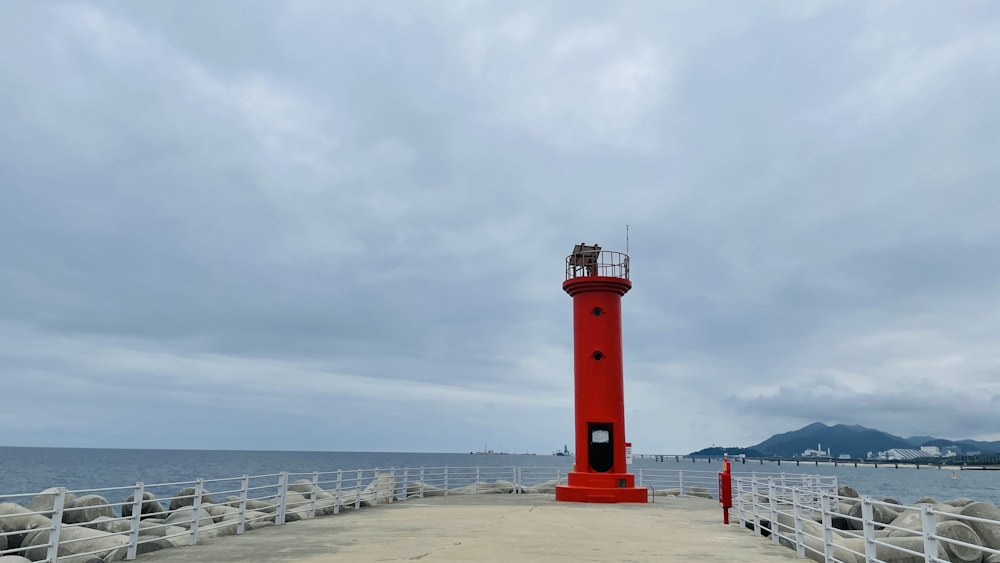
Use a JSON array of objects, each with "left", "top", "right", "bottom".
[{"left": 692, "top": 422, "right": 1000, "bottom": 461}]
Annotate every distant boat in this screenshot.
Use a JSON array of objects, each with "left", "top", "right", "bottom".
[
  {"left": 471, "top": 443, "right": 497, "bottom": 455},
  {"left": 554, "top": 444, "right": 572, "bottom": 456}
]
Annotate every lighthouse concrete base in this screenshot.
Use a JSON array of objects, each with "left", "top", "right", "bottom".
[{"left": 555, "top": 471, "right": 648, "bottom": 503}]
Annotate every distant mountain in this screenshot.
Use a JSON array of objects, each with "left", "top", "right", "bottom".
[
  {"left": 750, "top": 422, "right": 912, "bottom": 459},
  {"left": 919, "top": 438, "right": 964, "bottom": 450},
  {"left": 957, "top": 439, "right": 1000, "bottom": 454},
  {"left": 690, "top": 422, "right": 1000, "bottom": 458},
  {"left": 908, "top": 436, "right": 1000, "bottom": 455}
]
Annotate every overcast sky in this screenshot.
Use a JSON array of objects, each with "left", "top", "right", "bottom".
[{"left": 2, "top": 1, "right": 999, "bottom": 455}]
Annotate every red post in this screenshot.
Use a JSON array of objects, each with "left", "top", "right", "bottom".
[
  {"left": 556, "top": 245, "right": 646, "bottom": 503},
  {"left": 719, "top": 455, "right": 733, "bottom": 524}
]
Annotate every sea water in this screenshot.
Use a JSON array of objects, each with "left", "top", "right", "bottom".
[
  {"left": 1, "top": 447, "right": 997, "bottom": 506},
  {"left": 718, "top": 457, "right": 1000, "bottom": 505},
  {"left": 0, "top": 447, "right": 573, "bottom": 499}
]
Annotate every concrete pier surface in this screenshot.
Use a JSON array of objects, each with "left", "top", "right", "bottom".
[{"left": 139, "top": 494, "right": 800, "bottom": 562}]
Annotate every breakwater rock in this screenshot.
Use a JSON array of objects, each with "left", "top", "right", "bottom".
[
  {"left": 0, "top": 472, "right": 415, "bottom": 562},
  {"left": 747, "top": 484, "right": 1000, "bottom": 563}
]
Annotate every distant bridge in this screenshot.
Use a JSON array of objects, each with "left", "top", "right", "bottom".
[{"left": 635, "top": 453, "right": 1000, "bottom": 469}]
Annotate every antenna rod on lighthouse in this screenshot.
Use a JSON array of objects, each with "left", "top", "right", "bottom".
[{"left": 626, "top": 224, "right": 630, "bottom": 254}]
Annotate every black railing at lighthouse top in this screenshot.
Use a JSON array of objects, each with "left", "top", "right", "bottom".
[{"left": 565, "top": 244, "right": 630, "bottom": 280}]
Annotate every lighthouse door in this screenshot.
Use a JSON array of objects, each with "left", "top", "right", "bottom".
[{"left": 587, "top": 422, "right": 614, "bottom": 472}]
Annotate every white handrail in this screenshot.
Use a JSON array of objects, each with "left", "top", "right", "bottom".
[
  {"left": 4, "top": 466, "right": 998, "bottom": 563},
  {"left": 732, "top": 473, "right": 1000, "bottom": 562}
]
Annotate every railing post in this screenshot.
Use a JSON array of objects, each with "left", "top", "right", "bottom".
[
  {"left": 335, "top": 470, "right": 343, "bottom": 514},
  {"left": 374, "top": 468, "right": 380, "bottom": 505},
  {"left": 768, "top": 477, "right": 779, "bottom": 545},
  {"left": 126, "top": 482, "right": 144, "bottom": 560},
  {"left": 678, "top": 470, "right": 684, "bottom": 497},
  {"left": 637, "top": 468, "right": 644, "bottom": 487},
  {"left": 921, "top": 504, "right": 938, "bottom": 562},
  {"left": 736, "top": 477, "right": 746, "bottom": 528},
  {"left": 46, "top": 487, "right": 67, "bottom": 563},
  {"left": 354, "top": 469, "right": 362, "bottom": 510},
  {"left": 419, "top": 467, "right": 425, "bottom": 498},
  {"left": 402, "top": 467, "right": 409, "bottom": 501},
  {"left": 390, "top": 467, "right": 397, "bottom": 503},
  {"left": 821, "top": 493, "right": 835, "bottom": 563},
  {"left": 751, "top": 477, "right": 761, "bottom": 536},
  {"left": 793, "top": 488, "right": 805, "bottom": 558},
  {"left": 476, "top": 467, "right": 481, "bottom": 494},
  {"left": 444, "top": 467, "right": 449, "bottom": 496},
  {"left": 190, "top": 478, "right": 204, "bottom": 545},
  {"left": 237, "top": 475, "right": 249, "bottom": 535},
  {"left": 861, "top": 497, "right": 877, "bottom": 563},
  {"left": 309, "top": 471, "right": 319, "bottom": 518},
  {"left": 276, "top": 472, "right": 289, "bottom": 525}
]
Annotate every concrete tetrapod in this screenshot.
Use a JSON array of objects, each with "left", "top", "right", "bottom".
[
  {"left": 22, "top": 524, "right": 129, "bottom": 563},
  {"left": 122, "top": 491, "right": 165, "bottom": 519},
  {"left": 25, "top": 488, "right": 77, "bottom": 518},
  {"left": 886, "top": 504, "right": 959, "bottom": 536},
  {"left": 0, "top": 502, "right": 52, "bottom": 552},
  {"left": 960, "top": 502, "right": 1000, "bottom": 551},
  {"left": 776, "top": 509, "right": 860, "bottom": 563},
  {"left": 846, "top": 500, "right": 898, "bottom": 530},
  {"left": 936, "top": 520, "right": 985, "bottom": 563},
  {"left": 288, "top": 479, "right": 317, "bottom": 497},
  {"left": 840, "top": 537, "right": 945, "bottom": 563},
  {"left": 405, "top": 481, "right": 444, "bottom": 497},
  {"left": 279, "top": 492, "right": 310, "bottom": 522},
  {"left": 360, "top": 473, "right": 396, "bottom": 506},
  {"left": 163, "top": 505, "right": 213, "bottom": 529},
  {"left": 169, "top": 487, "right": 214, "bottom": 511},
  {"left": 84, "top": 515, "right": 131, "bottom": 534},
  {"left": 63, "top": 494, "right": 115, "bottom": 524}
]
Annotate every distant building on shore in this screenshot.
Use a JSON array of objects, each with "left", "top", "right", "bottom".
[
  {"left": 800, "top": 443, "right": 831, "bottom": 458},
  {"left": 871, "top": 445, "right": 960, "bottom": 460}
]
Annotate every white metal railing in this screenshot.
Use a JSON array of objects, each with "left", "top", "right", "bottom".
[
  {"left": 565, "top": 249, "right": 630, "bottom": 280},
  {"left": 6, "top": 466, "right": 1000, "bottom": 562},
  {"left": 0, "top": 465, "right": 575, "bottom": 562},
  {"left": 636, "top": 468, "right": 719, "bottom": 498},
  {"left": 732, "top": 473, "right": 1000, "bottom": 562}
]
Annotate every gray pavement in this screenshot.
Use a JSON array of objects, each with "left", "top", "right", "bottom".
[{"left": 139, "top": 494, "right": 800, "bottom": 562}]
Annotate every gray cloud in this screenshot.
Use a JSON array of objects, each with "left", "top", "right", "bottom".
[{"left": 2, "top": 1, "right": 999, "bottom": 453}]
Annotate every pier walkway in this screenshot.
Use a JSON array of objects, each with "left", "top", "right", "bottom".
[{"left": 138, "top": 493, "right": 798, "bottom": 563}]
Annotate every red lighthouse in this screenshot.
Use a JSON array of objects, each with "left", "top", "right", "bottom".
[{"left": 556, "top": 243, "right": 647, "bottom": 503}]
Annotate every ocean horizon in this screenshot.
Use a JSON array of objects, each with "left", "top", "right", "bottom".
[{"left": 2, "top": 446, "right": 998, "bottom": 506}]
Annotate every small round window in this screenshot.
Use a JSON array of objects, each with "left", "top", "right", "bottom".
[
  {"left": 592, "top": 351, "right": 604, "bottom": 360},
  {"left": 592, "top": 307, "right": 603, "bottom": 316}
]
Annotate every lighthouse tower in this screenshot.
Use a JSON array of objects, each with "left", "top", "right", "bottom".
[{"left": 556, "top": 243, "right": 647, "bottom": 503}]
